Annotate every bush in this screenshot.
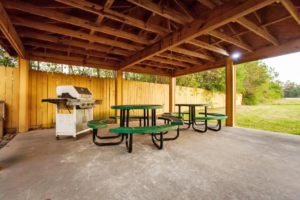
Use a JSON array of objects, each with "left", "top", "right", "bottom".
[{"left": 243, "top": 93, "right": 259, "bottom": 105}]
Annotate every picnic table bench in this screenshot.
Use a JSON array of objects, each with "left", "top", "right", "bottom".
[
  {"left": 109, "top": 115, "right": 147, "bottom": 127},
  {"left": 195, "top": 112, "right": 227, "bottom": 131}
]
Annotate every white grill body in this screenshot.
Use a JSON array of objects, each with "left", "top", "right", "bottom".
[{"left": 42, "top": 86, "right": 102, "bottom": 140}]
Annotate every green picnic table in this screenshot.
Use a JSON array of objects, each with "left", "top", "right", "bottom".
[
  {"left": 91, "top": 105, "right": 182, "bottom": 153},
  {"left": 175, "top": 103, "right": 211, "bottom": 132}
]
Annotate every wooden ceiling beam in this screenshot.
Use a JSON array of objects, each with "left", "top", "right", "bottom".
[
  {"left": 87, "top": 0, "right": 114, "bottom": 57},
  {"left": 236, "top": 17, "right": 279, "bottom": 46},
  {"left": 174, "top": 0, "right": 195, "bottom": 21},
  {"left": 127, "top": 0, "right": 193, "bottom": 25},
  {"left": 0, "top": 1, "right": 25, "bottom": 58},
  {"left": 11, "top": 16, "right": 143, "bottom": 51},
  {"left": 187, "top": 39, "right": 229, "bottom": 56},
  {"left": 141, "top": 61, "right": 179, "bottom": 70},
  {"left": 29, "top": 51, "right": 116, "bottom": 69},
  {"left": 119, "top": 0, "right": 275, "bottom": 70},
  {"left": 18, "top": 30, "right": 131, "bottom": 57},
  {"left": 234, "top": 38, "right": 300, "bottom": 65},
  {"left": 55, "top": 0, "right": 170, "bottom": 36},
  {"left": 30, "top": 55, "right": 116, "bottom": 71},
  {"left": 124, "top": 66, "right": 172, "bottom": 77},
  {"left": 148, "top": 57, "right": 191, "bottom": 68},
  {"left": 4, "top": 0, "right": 150, "bottom": 45},
  {"left": 198, "top": 0, "right": 216, "bottom": 9},
  {"left": 171, "top": 47, "right": 216, "bottom": 61},
  {"left": 0, "top": 38, "right": 13, "bottom": 55},
  {"left": 280, "top": 0, "right": 300, "bottom": 26},
  {"left": 209, "top": 30, "right": 253, "bottom": 52},
  {"left": 23, "top": 39, "right": 121, "bottom": 61},
  {"left": 172, "top": 59, "right": 226, "bottom": 77},
  {"left": 159, "top": 53, "right": 203, "bottom": 65}
]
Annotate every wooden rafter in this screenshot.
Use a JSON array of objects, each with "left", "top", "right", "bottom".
[
  {"left": 87, "top": 0, "right": 114, "bottom": 58},
  {"left": 280, "top": 0, "right": 300, "bottom": 26},
  {"left": 23, "top": 39, "right": 121, "bottom": 61},
  {"left": 159, "top": 53, "right": 203, "bottom": 65},
  {"left": 172, "top": 58, "right": 226, "bottom": 77},
  {"left": 55, "top": 0, "right": 170, "bottom": 36},
  {"left": 236, "top": 17, "right": 279, "bottom": 46},
  {"left": 187, "top": 39, "right": 229, "bottom": 56},
  {"left": 118, "top": 0, "right": 275, "bottom": 70},
  {"left": 18, "top": 30, "right": 131, "bottom": 57},
  {"left": 0, "top": 1, "right": 25, "bottom": 58},
  {"left": 141, "top": 61, "right": 179, "bottom": 70},
  {"left": 172, "top": 47, "right": 216, "bottom": 61},
  {"left": 174, "top": 0, "right": 195, "bottom": 21},
  {"left": 4, "top": 0, "right": 150, "bottom": 45},
  {"left": 124, "top": 66, "right": 171, "bottom": 77},
  {"left": 29, "top": 52, "right": 117, "bottom": 70},
  {"left": 209, "top": 30, "right": 253, "bottom": 52},
  {"left": 11, "top": 16, "right": 143, "bottom": 51},
  {"left": 198, "top": 0, "right": 216, "bottom": 9},
  {"left": 148, "top": 57, "right": 191, "bottom": 68},
  {"left": 127, "top": 0, "right": 193, "bottom": 25}
]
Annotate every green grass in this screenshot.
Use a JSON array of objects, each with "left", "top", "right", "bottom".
[{"left": 193, "top": 103, "right": 300, "bottom": 135}]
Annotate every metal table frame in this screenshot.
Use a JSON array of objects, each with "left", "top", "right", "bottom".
[{"left": 176, "top": 104, "right": 211, "bottom": 133}]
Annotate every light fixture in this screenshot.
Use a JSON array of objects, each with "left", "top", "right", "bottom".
[{"left": 231, "top": 52, "right": 241, "bottom": 61}]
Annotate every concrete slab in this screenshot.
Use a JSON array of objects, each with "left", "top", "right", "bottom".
[{"left": 0, "top": 121, "right": 300, "bottom": 200}]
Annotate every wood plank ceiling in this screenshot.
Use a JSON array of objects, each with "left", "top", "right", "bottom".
[{"left": 0, "top": 0, "right": 300, "bottom": 77}]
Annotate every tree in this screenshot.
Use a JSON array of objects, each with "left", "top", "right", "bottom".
[
  {"left": 0, "top": 47, "right": 18, "bottom": 67},
  {"left": 283, "top": 81, "right": 300, "bottom": 97}
]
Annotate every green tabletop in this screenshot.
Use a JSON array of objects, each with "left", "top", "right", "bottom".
[
  {"left": 175, "top": 104, "right": 211, "bottom": 107},
  {"left": 111, "top": 105, "right": 163, "bottom": 110}
]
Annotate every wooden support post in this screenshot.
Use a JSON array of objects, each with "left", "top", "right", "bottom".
[
  {"left": 169, "top": 77, "right": 176, "bottom": 112},
  {"left": 18, "top": 57, "right": 30, "bottom": 132},
  {"left": 225, "top": 58, "right": 236, "bottom": 127},
  {"left": 115, "top": 70, "right": 123, "bottom": 123}
]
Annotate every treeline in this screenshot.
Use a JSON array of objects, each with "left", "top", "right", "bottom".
[
  {"left": 122, "top": 61, "right": 284, "bottom": 105},
  {"left": 283, "top": 81, "right": 300, "bottom": 98}
]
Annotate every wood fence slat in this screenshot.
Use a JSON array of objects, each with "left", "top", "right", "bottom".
[
  {"left": 12, "top": 67, "right": 19, "bottom": 130},
  {"left": 41, "top": 71, "right": 47, "bottom": 127},
  {"left": 47, "top": 72, "right": 53, "bottom": 128},
  {"left": 5, "top": 67, "right": 13, "bottom": 128},
  {"left": 30, "top": 70, "right": 37, "bottom": 127},
  {"left": 36, "top": 71, "right": 43, "bottom": 126},
  {"left": 0, "top": 67, "right": 5, "bottom": 103}
]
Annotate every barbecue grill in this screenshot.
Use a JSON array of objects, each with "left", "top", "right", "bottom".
[{"left": 42, "top": 86, "right": 102, "bottom": 140}]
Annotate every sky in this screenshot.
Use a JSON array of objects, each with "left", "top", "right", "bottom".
[{"left": 262, "top": 52, "right": 300, "bottom": 84}]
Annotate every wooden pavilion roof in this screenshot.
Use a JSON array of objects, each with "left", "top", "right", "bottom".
[{"left": 0, "top": 0, "right": 300, "bottom": 77}]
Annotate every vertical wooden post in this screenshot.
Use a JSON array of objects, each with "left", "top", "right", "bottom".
[
  {"left": 169, "top": 77, "right": 176, "bottom": 112},
  {"left": 115, "top": 70, "right": 123, "bottom": 123},
  {"left": 18, "top": 57, "right": 30, "bottom": 132},
  {"left": 225, "top": 58, "right": 236, "bottom": 126}
]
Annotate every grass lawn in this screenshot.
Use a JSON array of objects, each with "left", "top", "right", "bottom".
[{"left": 194, "top": 99, "right": 300, "bottom": 135}]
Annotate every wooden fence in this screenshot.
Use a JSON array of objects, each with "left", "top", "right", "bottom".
[
  {"left": 0, "top": 66, "right": 242, "bottom": 133},
  {"left": 0, "top": 67, "right": 19, "bottom": 133}
]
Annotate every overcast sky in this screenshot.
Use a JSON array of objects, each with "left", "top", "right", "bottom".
[{"left": 262, "top": 52, "right": 300, "bottom": 84}]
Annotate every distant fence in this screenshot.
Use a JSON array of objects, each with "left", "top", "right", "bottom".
[{"left": 0, "top": 66, "right": 242, "bottom": 133}]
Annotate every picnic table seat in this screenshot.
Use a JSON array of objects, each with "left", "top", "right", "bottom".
[
  {"left": 109, "top": 125, "right": 178, "bottom": 152},
  {"left": 164, "top": 112, "right": 189, "bottom": 116},
  {"left": 109, "top": 115, "right": 151, "bottom": 127},
  {"left": 195, "top": 113, "right": 227, "bottom": 131},
  {"left": 156, "top": 114, "right": 184, "bottom": 141},
  {"left": 87, "top": 119, "right": 125, "bottom": 147}
]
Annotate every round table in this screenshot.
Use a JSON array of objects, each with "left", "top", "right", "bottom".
[
  {"left": 110, "top": 105, "right": 163, "bottom": 152},
  {"left": 175, "top": 103, "right": 211, "bottom": 132},
  {"left": 111, "top": 105, "right": 163, "bottom": 127}
]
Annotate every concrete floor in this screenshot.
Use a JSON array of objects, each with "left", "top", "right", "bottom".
[{"left": 0, "top": 121, "right": 300, "bottom": 200}]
